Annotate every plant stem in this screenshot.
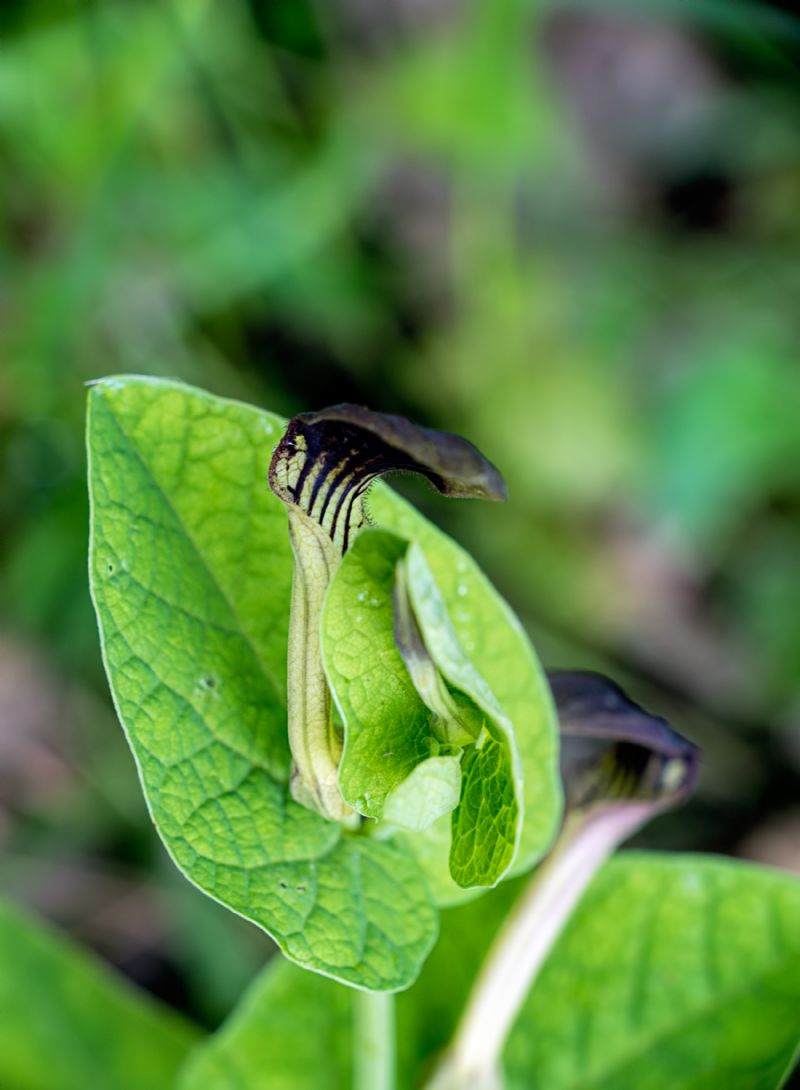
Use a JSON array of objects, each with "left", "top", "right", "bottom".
[
  {"left": 428, "top": 807, "right": 648, "bottom": 1089},
  {"left": 354, "top": 990, "right": 395, "bottom": 1090}
]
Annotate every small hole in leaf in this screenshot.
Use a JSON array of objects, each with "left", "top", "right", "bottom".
[
  {"left": 202, "top": 677, "right": 216, "bottom": 689},
  {"left": 279, "top": 881, "right": 287, "bottom": 890},
  {"left": 106, "top": 561, "right": 115, "bottom": 574},
  {"left": 296, "top": 885, "right": 306, "bottom": 893}
]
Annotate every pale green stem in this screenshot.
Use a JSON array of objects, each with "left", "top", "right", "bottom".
[
  {"left": 285, "top": 507, "right": 351, "bottom": 822},
  {"left": 426, "top": 805, "right": 650, "bottom": 1090},
  {"left": 354, "top": 990, "right": 395, "bottom": 1090}
]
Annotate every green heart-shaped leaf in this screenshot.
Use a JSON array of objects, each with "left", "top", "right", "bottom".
[
  {"left": 503, "top": 854, "right": 800, "bottom": 1090},
  {"left": 87, "top": 376, "right": 436, "bottom": 991},
  {"left": 415, "top": 853, "right": 800, "bottom": 1090}
]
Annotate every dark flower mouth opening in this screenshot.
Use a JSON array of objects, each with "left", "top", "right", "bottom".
[
  {"left": 564, "top": 738, "right": 698, "bottom": 812},
  {"left": 549, "top": 670, "right": 701, "bottom": 815}
]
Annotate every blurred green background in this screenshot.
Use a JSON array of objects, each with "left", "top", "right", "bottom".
[{"left": 1, "top": 0, "right": 799, "bottom": 1039}]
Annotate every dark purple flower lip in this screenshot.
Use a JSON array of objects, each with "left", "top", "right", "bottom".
[
  {"left": 269, "top": 403, "right": 507, "bottom": 553},
  {"left": 548, "top": 670, "right": 701, "bottom": 814}
]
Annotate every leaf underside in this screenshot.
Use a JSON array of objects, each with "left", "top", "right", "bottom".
[
  {"left": 368, "top": 485, "right": 562, "bottom": 875},
  {"left": 324, "top": 531, "right": 523, "bottom": 888},
  {"left": 404, "top": 543, "right": 522, "bottom": 888}
]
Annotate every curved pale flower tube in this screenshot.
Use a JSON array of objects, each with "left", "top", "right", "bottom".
[{"left": 268, "top": 404, "right": 506, "bottom": 821}]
